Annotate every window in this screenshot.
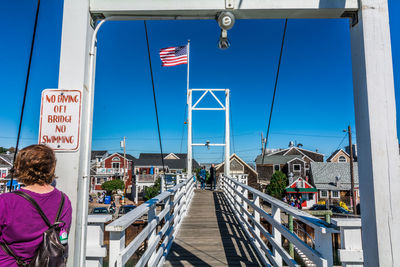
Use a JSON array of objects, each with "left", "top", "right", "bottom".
[
  {"left": 293, "top": 164, "right": 301, "bottom": 171},
  {"left": 112, "top": 156, "right": 120, "bottom": 161},
  {"left": 273, "top": 164, "right": 280, "bottom": 172},
  {"left": 320, "top": 190, "right": 328, "bottom": 198},
  {"left": 332, "top": 190, "right": 340, "bottom": 198},
  {"left": 0, "top": 169, "right": 7, "bottom": 178},
  {"left": 338, "top": 156, "right": 347, "bottom": 162},
  {"left": 112, "top": 162, "right": 120, "bottom": 169}
]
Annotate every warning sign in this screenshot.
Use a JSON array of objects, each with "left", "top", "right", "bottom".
[{"left": 38, "top": 89, "right": 82, "bottom": 151}]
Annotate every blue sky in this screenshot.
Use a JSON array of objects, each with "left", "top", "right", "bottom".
[{"left": 1, "top": 0, "right": 399, "bottom": 163}]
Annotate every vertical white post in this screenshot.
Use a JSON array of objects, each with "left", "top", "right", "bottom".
[
  {"left": 57, "top": 0, "right": 93, "bottom": 266},
  {"left": 148, "top": 204, "right": 158, "bottom": 265},
  {"left": 243, "top": 188, "right": 248, "bottom": 231},
  {"left": 254, "top": 195, "right": 261, "bottom": 240},
  {"left": 224, "top": 89, "right": 230, "bottom": 175},
  {"left": 187, "top": 89, "right": 192, "bottom": 176},
  {"left": 314, "top": 230, "right": 333, "bottom": 266},
  {"left": 109, "top": 231, "right": 125, "bottom": 267},
  {"left": 271, "top": 205, "right": 282, "bottom": 266},
  {"left": 350, "top": 0, "right": 400, "bottom": 265}
]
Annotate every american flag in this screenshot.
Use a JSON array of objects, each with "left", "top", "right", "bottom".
[{"left": 159, "top": 45, "right": 188, "bottom": 67}]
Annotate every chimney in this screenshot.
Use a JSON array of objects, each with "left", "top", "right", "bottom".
[{"left": 289, "top": 141, "right": 294, "bottom": 148}]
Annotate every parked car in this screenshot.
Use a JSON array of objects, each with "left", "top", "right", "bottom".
[
  {"left": 309, "top": 204, "right": 350, "bottom": 214},
  {"left": 118, "top": 205, "right": 137, "bottom": 217},
  {"left": 91, "top": 207, "right": 109, "bottom": 214}
]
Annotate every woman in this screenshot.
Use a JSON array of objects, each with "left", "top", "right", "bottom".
[{"left": 0, "top": 144, "right": 72, "bottom": 266}]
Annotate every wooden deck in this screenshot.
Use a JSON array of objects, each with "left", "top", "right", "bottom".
[{"left": 164, "top": 189, "right": 262, "bottom": 267}]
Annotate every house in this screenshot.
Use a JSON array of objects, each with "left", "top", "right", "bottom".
[
  {"left": 0, "top": 153, "right": 21, "bottom": 192},
  {"left": 132, "top": 153, "right": 200, "bottom": 202},
  {"left": 215, "top": 154, "right": 258, "bottom": 189},
  {"left": 285, "top": 176, "right": 317, "bottom": 208},
  {"left": 327, "top": 149, "right": 351, "bottom": 163},
  {"left": 133, "top": 153, "right": 199, "bottom": 177},
  {"left": 255, "top": 143, "right": 324, "bottom": 189},
  {"left": 90, "top": 151, "right": 135, "bottom": 194},
  {"left": 309, "top": 162, "right": 359, "bottom": 207}
]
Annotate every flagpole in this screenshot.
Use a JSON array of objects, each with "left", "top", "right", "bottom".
[
  {"left": 187, "top": 40, "right": 192, "bottom": 176},
  {"left": 187, "top": 40, "right": 190, "bottom": 92}
]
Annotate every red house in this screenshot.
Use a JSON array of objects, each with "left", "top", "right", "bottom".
[
  {"left": 285, "top": 177, "right": 317, "bottom": 208},
  {"left": 91, "top": 152, "right": 135, "bottom": 194}
]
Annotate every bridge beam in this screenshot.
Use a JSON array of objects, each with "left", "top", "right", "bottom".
[
  {"left": 350, "top": 0, "right": 400, "bottom": 266},
  {"left": 90, "top": 0, "right": 358, "bottom": 19}
]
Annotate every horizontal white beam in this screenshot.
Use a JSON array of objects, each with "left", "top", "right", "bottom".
[
  {"left": 90, "top": 0, "right": 358, "bottom": 19},
  {"left": 190, "top": 89, "right": 227, "bottom": 91},
  {"left": 192, "top": 108, "right": 225, "bottom": 111},
  {"left": 192, "top": 143, "right": 226, "bottom": 146}
]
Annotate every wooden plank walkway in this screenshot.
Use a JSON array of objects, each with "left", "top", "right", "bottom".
[{"left": 164, "top": 189, "right": 263, "bottom": 267}]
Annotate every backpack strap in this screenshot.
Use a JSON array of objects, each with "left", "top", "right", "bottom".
[
  {"left": 55, "top": 193, "right": 65, "bottom": 223},
  {"left": 12, "top": 191, "right": 51, "bottom": 227},
  {"left": 0, "top": 243, "right": 28, "bottom": 267}
]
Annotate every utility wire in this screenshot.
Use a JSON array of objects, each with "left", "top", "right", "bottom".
[
  {"left": 9, "top": 0, "right": 41, "bottom": 192},
  {"left": 144, "top": 21, "right": 166, "bottom": 173},
  {"left": 261, "top": 18, "right": 288, "bottom": 164}
]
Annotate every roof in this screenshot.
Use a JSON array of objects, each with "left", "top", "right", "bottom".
[
  {"left": 0, "top": 154, "right": 14, "bottom": 168},
  {"left": 310, "top": 162, "right": 359, "bottom": 190},
  {"left": 116, "top": 153, "right": 136, "bottom": 161},
  {"left": 326, "top": 149, "right": 350, "bottom": 162},
  {"left": 91, "top": 150, "right": 108, "bottom": 160},
  {"left": 134, "top": 153, "right": 199, "bottom": 170},
  {"left": 255, "top": 154, "right": 302, "bottom": 165},
  {"left": 216, "top": 154, "right": 258, "bottom": 175}
]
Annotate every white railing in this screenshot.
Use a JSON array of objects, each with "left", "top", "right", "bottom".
[
  {"left": 106, "top": 175, "right": 195, "bottom": 267},
  {"left": 136, "top": 174, "right": 156, "bottom": 183},
  {"left": 221, "top": 175, "right": 338, "bottom": 267}
]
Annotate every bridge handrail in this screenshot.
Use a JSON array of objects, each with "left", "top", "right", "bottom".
[
  {"left": 106, "top": 175, "right": 195, "bottom": 267},
  {"left": 221, "top": 175, "right": 336, "bottom": 267}
]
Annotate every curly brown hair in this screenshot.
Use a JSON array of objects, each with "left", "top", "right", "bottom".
[{"left": 15, "top": 144, "right": 56, "bottom": 186}]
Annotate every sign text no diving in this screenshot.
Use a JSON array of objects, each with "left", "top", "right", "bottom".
[{"left": 39, "top": 89, "right": 82, "bottom": 151}]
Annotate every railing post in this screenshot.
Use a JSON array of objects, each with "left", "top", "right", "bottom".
[
  {"left": 243, "top": 188, "right": 248, "bottom": 231},
  {"left": 254, "top": 195, "right": 261, "bottom": 240},
  {"left": 148, "top": 203, "right": 158, "bottom": 264},
  {"left": 271, "top": 205, "right": 282, "bottom": 266},
  {"left": 332, "top": 218, "right": 363, "bottom": 267},
  {"left": 288, "top": 215, "right": 294, "bottom": 258},
  {"left": 314, "top": 229, "right": 333, "bottom": 267},
  {"left": 109, "top": 231, "right": 125, "bottom": 267}
]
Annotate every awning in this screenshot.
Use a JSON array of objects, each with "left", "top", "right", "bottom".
[{"left": 285, "top": 187, "right": 317, "bottom": 193}]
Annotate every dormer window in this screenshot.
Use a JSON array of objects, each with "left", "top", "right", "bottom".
[{"left": 338, "top": 156, "right": 347, "bottom": 162}]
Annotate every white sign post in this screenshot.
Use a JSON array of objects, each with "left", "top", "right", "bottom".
[{"left": 39, "top": 89, "right": 82, "bottom": 151}]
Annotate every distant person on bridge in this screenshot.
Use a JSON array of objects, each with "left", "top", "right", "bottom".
[
  {"left": 209, "top": 164, "right": 216, "bottom": 190},
  {"left": 199, "top": 166, "right": 206, "bottom": 190},
  {"left": 0, "top": 144, "right": 72, "bottom": 266}
]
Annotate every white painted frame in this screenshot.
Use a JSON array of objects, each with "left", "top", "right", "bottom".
[
  {"left": 57, "top": 1, "right": 400, "bottom": 265},
  {"left": 187, "top": 88, "right": 230, "bottom": 176}
]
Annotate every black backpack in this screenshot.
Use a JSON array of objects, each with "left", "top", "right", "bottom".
[{"left": 0, "top": 191, "right": 68, "bottom": 267}]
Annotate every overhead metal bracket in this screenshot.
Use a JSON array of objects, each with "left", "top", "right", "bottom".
[
  {"left": 225, "top": 0, "right": 234, "bottom": 9},
  {"left": 341, "top": 11, "right": 359, "bottom": 27}
]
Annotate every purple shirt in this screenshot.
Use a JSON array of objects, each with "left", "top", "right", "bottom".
[{"left": 0, "top": 188, "right": 72, "bottom": 266}]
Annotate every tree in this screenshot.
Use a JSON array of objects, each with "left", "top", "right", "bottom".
[
  {"left": 266, "top": 171, "right": 288, "bottom": 199},
  {"left": 101, "top": 179, "right": 125, "bottom": 195},
  {"left": 144, "top": 177, "right": 161, "bottom": 200}
]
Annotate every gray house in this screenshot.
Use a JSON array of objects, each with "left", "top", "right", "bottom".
[{"left": 309, "top": 162, "right": 359, "bottom": 207}]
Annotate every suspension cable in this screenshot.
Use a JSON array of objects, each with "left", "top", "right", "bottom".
[
  {"left": 9, "top": 0, "right": 41, "bottom": 192},
  {"left": 262, "top": 19, "right": 288, "bottom": 164},
  {"left": 144, "top": 21, "right": 166, "bottom": 173}
]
